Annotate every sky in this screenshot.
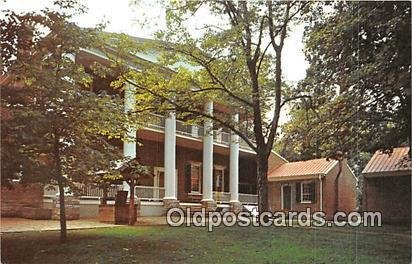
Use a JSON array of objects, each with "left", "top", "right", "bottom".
[
  {"left": 2, "top": 0, "right": 309, "bottom": 124},
  {"left": 2, "top": 0, "right": 308, "bottom": 82}
]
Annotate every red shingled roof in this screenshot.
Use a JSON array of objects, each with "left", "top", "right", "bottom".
[
  {"left": 268, "top": 158, "right": 338, "bottom": 180},
  {"left": 362, "top": 146, "right": 411, "bottom": 175}
]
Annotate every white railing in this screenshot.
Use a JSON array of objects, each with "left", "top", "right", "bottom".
[
  {"left": 145, "top": 113, "right": 254, "bottom": 151},
  {"left": 213, "top": 191, "right": 257, "bottom": 204},
  {"left": 45, "top": 183, "right": 257, "bottom": 204},
  {"left": 134, "top": 185, "right": 165, "bottom": 201},
  {"left": 80, "top": 185, "right": 122, "bottom": 197},
  {"left": 43, "top": 184, "right": 122, "bottom": 198},
  {"left": 213, "top": 191, "right": 231, "bottom": 202},
  {"left": 213, "top": 131, "right": 230, "bottom": 145},
  {"left": 146, "top": 114, "right": 165, "bottom": 130},
  {"left": 239, "top": 193, "right": 258, "bottom": 204}
]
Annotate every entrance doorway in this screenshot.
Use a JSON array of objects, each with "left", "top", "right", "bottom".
[
  {"left": 153, "top": 167, "right": 178, "bottom": 199},
  {"left": 153, "top": 167, "right": 165, "bottom": 199},
  {"left": 282, "top": 185, "right": 292, "bottom": 210}
]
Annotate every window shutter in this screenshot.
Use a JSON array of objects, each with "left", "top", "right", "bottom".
[
  {"left": 311, "top": 181, "right": 316, "bottom": 203},
  {"left": 296, "top": 182, "right": 301, "bottom": 203},
  {"left": 184, "top": 164, "right": 191, "bottom": 193},
  {"left": 212, "top": 167, "right": 216, "bottom": 190},
  {"left": 224, "top": 168, "right": 229, "bottom": 192},
  {"left": 200, "top": 164, "right": 203, "bottom": 193}
]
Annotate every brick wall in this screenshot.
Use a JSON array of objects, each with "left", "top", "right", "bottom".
[
  {"left": 1, "top": 183, "right": 44, "bottom": 217},
  {"left": 268, "top": 161, "right": 357, "bottom": 220},
  {"left": 136, "top": 138, "right": 258, "bottom": 202},
  {"left": 268, "top": 180, "right": 321, "bottom": 213},
  {"left": 337, "top": 163, "right": 357, "bottom": 213},
  {"left": 322, "top": 161, "right": 357, "bottom": 219},
  {"left": 363, "top": 175, "right": 411, "bottom": 224}
]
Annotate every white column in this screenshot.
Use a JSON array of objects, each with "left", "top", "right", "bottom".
[
  {"left": 202, "top": 101, "right": 214, "bottom": 202},
  {"left": 123, "top": 84, "right": 136, "bottom": 192},
  {"left": 319, "top": 175, "right": 323, "bottom": 211},
  {"left": 123, "top": 84, "right": 137, "bottom": 158},
  {"left": 164, "top": 112, "right": 177, "bottom": 200},
  {"left": 230, "top": 113, "right": 240, "bottom": 202}
]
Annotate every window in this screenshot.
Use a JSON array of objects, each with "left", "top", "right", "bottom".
[
  {"left": 153, "top": 167, "right": 165, "bottom": 188},
  {"left": 301, "top": 181, "right": 316, "bottom": 203},
  {"left": 213, "top": 166, "right": 225, "bottom": 192},
  {"left": 190, "top": 163, "right": 202, "bottom": 193}
]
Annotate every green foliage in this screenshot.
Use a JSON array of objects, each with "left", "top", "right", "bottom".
[
  {"left": 0, "top": 1, "right": 135, "bottom": 189},
  {"left": 277, "top": 1, "right": 411, "bottom": 172},
  {"left": 107, "top": 2, "right": 312, "bottom": 151},
  {"left": 106, "top": 1, "right": 314, "bottom": 211},
  {"left": 119, "top": 158, "right": 151, "bottom": 182}
]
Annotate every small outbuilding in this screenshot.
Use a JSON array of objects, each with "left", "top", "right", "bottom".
[
  {"left": 268, "top": 158, "right": 357, "bottom": 220},
  {"left": 362, "top": 146, "right": 411, "bottom": 224}
]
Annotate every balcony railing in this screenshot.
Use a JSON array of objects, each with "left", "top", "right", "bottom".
[
  {"left": 213, "top": 191, "right": 258, "bottom": 204},
  {"left": 43, "top": 184, "right": 123, "bottom": 198},
  {"left": 45, "top": 184, "right": 257, "bottom": 204},
  {"left": 239, "top": 193, "right": 258, "bottom": 204},
  {"left": 80, "top": 185, "right": 122, "bottom": 197},
  {"left": 134, "top": 185, "right": 165, "bottom": 201},
  {"left": 144, "top": 113, "right": 254, "bottom": 151},
  {"left": 213, "top": 191, "right": 231, "bottom": 202}
]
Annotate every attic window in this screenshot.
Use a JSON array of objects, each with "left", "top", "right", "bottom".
[{"left": 301, "top": 181, "right": 316, "bottom": 203}]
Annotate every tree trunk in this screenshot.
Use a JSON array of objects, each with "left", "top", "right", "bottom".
[
  {"left": 57, "top": 176, "right": 67, "bottom": 243},
  {"left": 128, "top": 180, "right": 136, "bottom": 225},
  {"left": 256, "top": 154, "right": 269, "bottom": 212},
  {"left": 334, "top": 161, "right": 343, "bottom": 213},
  {"left": 54, "top": 134, "right": 67, "bottom": 243},
  {"left": 101, "top": 185, "right": 108, "bottom": 205}
]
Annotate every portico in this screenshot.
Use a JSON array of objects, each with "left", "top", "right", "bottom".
[
  {"left": 121, "top": 86, "right": 254, "bottom": 213},
  {"left": 158, "top": 101, "right": 243, "bottom": 212}
]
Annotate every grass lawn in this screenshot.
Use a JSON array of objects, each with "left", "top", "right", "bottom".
[{"left": 1, "top": 225, "right": 411, "bottom": 264}]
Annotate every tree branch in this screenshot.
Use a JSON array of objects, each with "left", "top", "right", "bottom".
[
  {"left": 163, "top": 45, "right": 254, "bottom": 107},
  {"left": 280, "top": 95, "right": 312, "bottom": 108}
]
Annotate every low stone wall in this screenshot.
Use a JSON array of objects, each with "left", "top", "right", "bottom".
[
  {"left": 79, "top": 202, "right": 100, "bottom": 218},
  {"left": 98, "top": 204, "right": 115, "bottom": 222},
  {"left": 44, "top": 197, "right": 111, "bottom": 219},
  {"left": 44, "top": 198, "right": 167, "bottom": 218},
  {"left": 140, "top": 201, "right": 164, "bottom": 216},
  {"left": 20, "top": 207, "right": 52, "bottom": 220},
  {"left": 51, "top": 196, "right": 80, "bottom": 220},
  {"left": 1, "top": 183, "right": 45, "bottom": 217}
]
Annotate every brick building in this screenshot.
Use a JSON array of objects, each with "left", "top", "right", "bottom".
[
  {"left": 362, "top": 146, "right": 411, "bottom": 224},
  {"left": 268, "top": 158, "right": 357, "bottom": 220},
  {"left": 72, "top": 46, "right": 289, "bottom": 216}
]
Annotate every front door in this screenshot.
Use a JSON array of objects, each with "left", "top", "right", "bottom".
[
  {"left": 282, "top": 185, "right": 292, "bottom": 210},
  {"left": 153, "top": 167, "right": 178, "bottom": 199},
  {"left": 153, "top": 168, "right": 165, "bottom": 199}
]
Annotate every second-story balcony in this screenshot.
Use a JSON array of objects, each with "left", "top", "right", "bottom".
[{"left": 144, "top": 114, "right": 254, "bottom": 152}]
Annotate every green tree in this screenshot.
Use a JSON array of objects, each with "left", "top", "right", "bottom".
[
  {"left": 1, "top": 1, "right": 134, "bottom": 242},
  {"left": 105, "top": 1, "right": 312, "bottom": 211},
  {"left": 277, "top": 1, "right": 411, "bottom": 172},
  {"left": 118, "top": 159, "right": 150, "bottom": 225}
]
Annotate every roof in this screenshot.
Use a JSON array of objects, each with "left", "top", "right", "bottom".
[
  {"left": 362, "top": 146, "right": 411, "bottom": 176},
  {"left": 81, "top": 32, "right": 200, "bottom": 72},
  {"left": 268, "top": 158, "right": 338, "bottom": 181}
]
